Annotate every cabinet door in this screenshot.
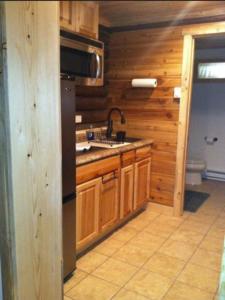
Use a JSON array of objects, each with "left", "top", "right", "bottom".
[
  {"left": 120, "top": 165, "right": 134, "bottom": 219},
  {"left": 134, "top": 158, "right": 151, "bottom": 210},
  {"left": 76, "top": 177, "right": 101, "bottom": 250},
  {"left": 76, "top": 1, "right": 99, "bottom": 39},
  {"left": 100, "top": 171, "right": 119, "bottom": 232},
  {"left": 60, "top": 1, "right": 76, "bottom": 32}
]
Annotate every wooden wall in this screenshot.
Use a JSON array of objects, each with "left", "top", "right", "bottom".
[
  {"left": 0, "top": 2, "right": 62, "bottom": 299},
  {"left": 106, "top": 22, "right": 225, "bottom": 207}
]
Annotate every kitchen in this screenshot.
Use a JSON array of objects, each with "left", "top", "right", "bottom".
[{"left": 1, "top": 1, "right": 225, "bottom": 300}]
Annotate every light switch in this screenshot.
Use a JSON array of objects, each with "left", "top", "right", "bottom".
[
  {"left": 75, "top": 115, "right": 82, "bottom": 123},
  {"left": 174, "top": 87, "right": 181, "bottom": 99}
]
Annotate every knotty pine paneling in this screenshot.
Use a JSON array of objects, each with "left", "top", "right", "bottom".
[{"left": 106, "top": 25, "right": 184, "bottom": 207}]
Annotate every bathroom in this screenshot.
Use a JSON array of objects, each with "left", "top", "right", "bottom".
[{"left": 185, "top": 36, "right": 225, "bottom": 211}]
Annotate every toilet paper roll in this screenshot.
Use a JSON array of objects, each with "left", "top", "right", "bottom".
[
  {"left": 131, "top": 78, "right": 157, "bottom": 88},
  {"left": 204, "top": 136, "right": 217, "bottom": 145}
]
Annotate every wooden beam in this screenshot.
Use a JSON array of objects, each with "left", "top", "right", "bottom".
[
  {"left": 173, "top": 34, "right": 195, "bottom": 217},
  {"left": 109, "top": 16, "right": 225, "bottom": 33},
  {"left": 0, "top": 2, "right": 62, "bottom": 299},
  {"left": 182, "top": 21, "right": 225, "bottom": 36}
]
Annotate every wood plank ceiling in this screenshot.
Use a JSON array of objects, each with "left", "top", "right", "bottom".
[{"left": 99, "top": 1, "right": 225, "bottom": 28}]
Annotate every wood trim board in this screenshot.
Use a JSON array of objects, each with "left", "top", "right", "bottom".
[
  {"left": 173, "top": 26, "right": 225, "bottom": 216},
  {"left": 103, "top": 16, "right": 225, "bottom": 33},
  {"left": 0, "top": 2, "right": 62, "bottom": 299}
]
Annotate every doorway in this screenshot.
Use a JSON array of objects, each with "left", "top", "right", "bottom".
[
  {"left": 174, "top": 27, "right": 225, "bottom": 217},
  {"left": 185, "top": 36, "right": 225, "bottom": 214}
]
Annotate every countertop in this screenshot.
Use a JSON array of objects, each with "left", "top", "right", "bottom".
[{"left": 76, "top": 138, "right": 154, "bottom": 166}]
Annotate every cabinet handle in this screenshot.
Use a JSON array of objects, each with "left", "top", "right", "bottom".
[
  {"left": 102, "top": 171, "right": 118, "bottom": 184},
  {"left": 95, "top": 52, "right": 100, "bottom": 80}
]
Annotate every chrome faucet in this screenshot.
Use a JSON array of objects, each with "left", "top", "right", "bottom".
[{"left": 106, "top": 107, "right": 126, "bottom": 138}]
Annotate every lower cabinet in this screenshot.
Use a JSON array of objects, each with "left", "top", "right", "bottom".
[
  {"left": 100, "top": 171, "right": 119, "bottom": 232},
  {"left": 76, "top": 171, "right": 119, "bottom": 250},
  {"left": 134, "top": 158, "right": 151, "bottom": 209},
  {"left": 76, "top": 147, "right": 152, "bottom": 252},
  {"left": 120, "top": 165, "right": 134, "bottom": 218},
  {"left": 76, "top": 177, "right": 101, "bottom": 251}
]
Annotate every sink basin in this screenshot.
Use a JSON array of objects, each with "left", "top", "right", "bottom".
[
  {"left": 90, "top": 139, "right": 130, "bottom": 149},
  {"left": 76, "top": 137, "right": 141, "bottom": 152}
]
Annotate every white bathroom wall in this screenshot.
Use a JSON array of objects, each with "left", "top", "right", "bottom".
[{"left": 188, "top": 48, "right": 225, "bottom": 180}]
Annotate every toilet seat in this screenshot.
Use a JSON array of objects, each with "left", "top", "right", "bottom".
[{"left": 187, "top": 159, "right": 205, "bottom": 165}]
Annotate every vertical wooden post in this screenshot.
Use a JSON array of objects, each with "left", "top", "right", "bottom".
[
  {"left": 173, "top": 34, "right": 195, "bottom": 217},
  {"left": 0, "top": 2, "right": 62, "bottom": 299}
]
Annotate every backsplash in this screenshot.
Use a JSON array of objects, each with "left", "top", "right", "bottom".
[
  {"left": 76, "top": 121, "right": 107, "bottom": 131},
  {"left": 76, "top": 123, "right": 107, "bottom": 143}
]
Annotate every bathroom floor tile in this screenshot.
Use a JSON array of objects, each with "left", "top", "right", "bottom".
[
  {"left": 190, "top": 248, "right": 222, "bottom": 271},
  {"left": 66, "top": 275, "right": 120, "bottom": 300},
  {"left": 177, "top": 263, "right": 220, "bottom": 293},
  {"left": 188, "top": 213, "right": 217, "bottom": 225},
  {"left": 112, "top": 243, "right": 152, "bottom": 267},
  {"left": 125, "top": 269, "right": 173, "bottom": 300},
  {"left": 93, "top": 237, "right": 124, "bottom": 256},
  {"left": 129, "top": 230, "right": 165, "bottom": 251},
  {"left": 170, "top": 228, "right": 204, "bottom": 245},
  {"left": 112, "top": 226, "right": 138, "bottom": 242},
  {"left": 112, "top": 289, "right": 150, "bottom": 300},
  {"left": 154, "top": 215, "right": 184, "bottom": 227},
  {"left": 139, "top": 208, "right": 160, "bottom": 220},
  {"left": 76, "top": 251, "right": 108, "bottom": 273},
  {"left": 178, "top": 219, "right": 211, "bottom": 234},
  {"left": 158, "top": 239, "right": 197, "bottom": 261},
  {"left": 200, "top": 236, "right": 224, "bottom": 254},
  {"left": 125, "top": 217, "right": 151, "bottom": 231},
  {"left": 92, "top": 257, "right": 138, "bottom": 286},
  {"left": 163, "top": 281, "right": 214, "bottom": 300},
  {"left": 144, "top": 222, "right": 176, "bottom": 238},
  {"left": 64, "top": 269, "right": 88, "bottom": 293},
  {"left": 143, "top": 252, "right": 186, "bottom": 279},
  {"left": 207, "top": 226, "right": 225, "bottom": 240}
]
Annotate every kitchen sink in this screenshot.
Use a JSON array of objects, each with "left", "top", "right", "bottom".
[
  {"left": 76, "top": 137, "right": 141, "bottom": 152},
  {"left": 89, "top": 139, "right": 130, "bottom": 149}
]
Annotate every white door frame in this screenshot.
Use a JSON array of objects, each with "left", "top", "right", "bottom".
[{"left": 173, "top": 22, "right": 225, "bottom": 217}]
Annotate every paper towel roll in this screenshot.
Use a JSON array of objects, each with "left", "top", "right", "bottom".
[{"left": 131, "top": 78, "right": 157, "bottom": 88}]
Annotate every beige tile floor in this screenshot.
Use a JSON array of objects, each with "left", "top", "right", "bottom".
[{"left": 64, "top": 180, "right": 225, "bottom": 300}]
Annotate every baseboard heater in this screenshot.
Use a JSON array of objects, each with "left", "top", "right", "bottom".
[{"left": 203, "top": 170, "right": 225, "bottom": 182}]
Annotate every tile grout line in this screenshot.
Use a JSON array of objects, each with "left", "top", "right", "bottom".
[
  {"left": 66, "top": 212, "right": 162, "bottom": 299},
  {"left": 107, "top": 212, "right": 164, "bottom": 300},
  {"left": 111, "top": 213, "right": 188, "bottom": 300},
  {"left": 64, "top": 184, "right": 225, "bottom": 299},
  {"left": 162, "top": 203, "right": 223, "bottom": 299}
]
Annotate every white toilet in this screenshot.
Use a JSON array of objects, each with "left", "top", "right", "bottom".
[{"left": 186, "top": 158, "right": 206, "bottom": 185}]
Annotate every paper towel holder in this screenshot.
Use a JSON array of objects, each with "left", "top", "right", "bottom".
[{"left": 131, "top": 78, "right": 157, "bottom": 88}]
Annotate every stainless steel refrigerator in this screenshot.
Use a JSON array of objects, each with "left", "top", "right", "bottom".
[{"left": 61, "top": 75, "right": 76, "bottom": 280}]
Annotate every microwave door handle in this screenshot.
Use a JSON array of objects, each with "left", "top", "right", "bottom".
[{"left": 95, "top": 53, "right": 100, "bottom": 80}]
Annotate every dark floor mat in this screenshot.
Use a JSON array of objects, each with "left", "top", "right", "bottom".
[{"left": 184, "top": 190, "right": 210, "bottom": 212}]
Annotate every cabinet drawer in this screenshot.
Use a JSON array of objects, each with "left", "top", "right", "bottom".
[
  {"left": 77, "top": 156, "right": 120, "bottom": 185},
  {"left": 102, "top": 170, "right": 119, "bottom": 184},
  {"left": 121, "top": 150, "right": 135, "bottom": 167},
  {"left": 135, "top": 146, "right": 151, "bottom": 161}
]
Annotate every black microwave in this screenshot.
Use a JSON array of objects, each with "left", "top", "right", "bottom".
[{"left": 60, "top": 30, "right": 104, "bottom": 86}]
